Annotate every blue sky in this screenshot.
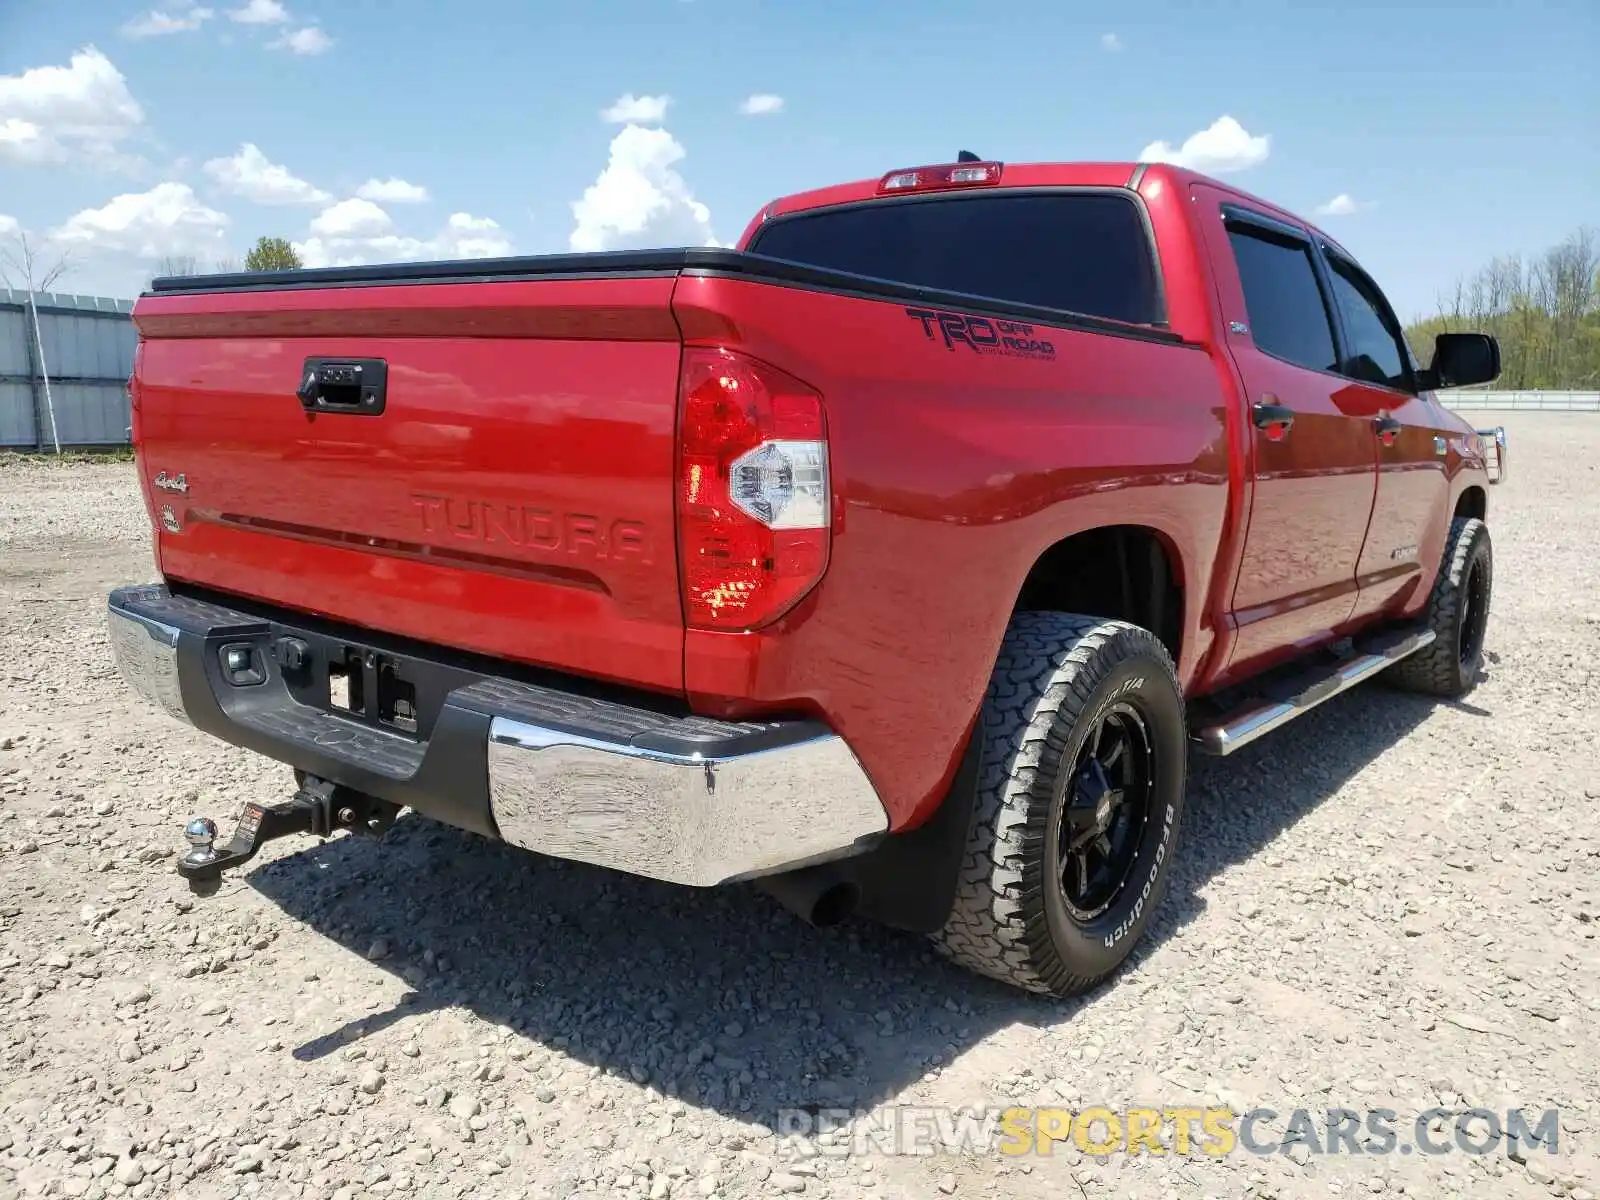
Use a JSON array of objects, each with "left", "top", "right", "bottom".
[{"left": 2, "top": 0, "right": 1595, "bottom": 319}]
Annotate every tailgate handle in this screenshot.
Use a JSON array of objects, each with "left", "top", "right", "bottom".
[{"left": 297, "top": 358, "right": 388, "bottom": 415}]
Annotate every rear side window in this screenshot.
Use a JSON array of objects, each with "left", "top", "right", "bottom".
[
  {"left": 1225, "top": 224, "right": 1339, "bottom": 374},
  {"left": 749, "top": 192, "right": 1161, "bottom": 327}
]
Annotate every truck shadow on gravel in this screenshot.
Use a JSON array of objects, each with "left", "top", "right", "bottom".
[{"left": 248, "top": 682, "right": 1471, "bottom": 1129}]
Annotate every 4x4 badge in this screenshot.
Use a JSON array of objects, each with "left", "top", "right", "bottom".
[{"left": 154, "top": 470, "right": 188, "bottom": 494}]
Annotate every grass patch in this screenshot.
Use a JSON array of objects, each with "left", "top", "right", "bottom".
[{"left": 0, "top": 447, "right": 136, "bottom": 468}]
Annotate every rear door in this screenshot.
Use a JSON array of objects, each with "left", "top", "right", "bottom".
[
  {"left": 1191, "top": 188, "right": 1380, "bottom": 673},
  {"left": 1315, "top": 244, "right": 1455, "bottom": 624}
]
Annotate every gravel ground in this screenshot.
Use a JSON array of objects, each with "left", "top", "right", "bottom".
[{"left": 1, "top": 414, "right": 1597, "bottom": 1200}]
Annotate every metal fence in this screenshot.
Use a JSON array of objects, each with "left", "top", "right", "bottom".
[
  {"left": 1, "top": 288, "right": 137, "bottom": 449},
  {"left": 1437, "top": 389, "right": 1600, "bottom": 412}
]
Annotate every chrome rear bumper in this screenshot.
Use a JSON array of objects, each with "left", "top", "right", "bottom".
[
  {"left": 108, "top": 601, "right": 189, "bottom": 725},
  {"left": 107, "top": 584, "right": 888, "bottom": 887},
  {"left": 487, "top": 718, "right": 888, "bottom": 886}
]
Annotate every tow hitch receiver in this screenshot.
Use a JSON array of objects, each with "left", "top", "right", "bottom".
[{"left": 178, "top": 776, "right": 399, "bottom": 897}]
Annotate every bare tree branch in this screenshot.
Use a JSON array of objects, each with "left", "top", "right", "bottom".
[
  {"left": 0, "top": 229, "right": 75, "bottom": 297},
  {"left": 0, "top": 227, "right": 72, "bottom": 454},
  {"left": 37, "top": 250, "right": 74, "bottom": 293},
  {"left": 156, "top": 254, "right": 200, "bottom": 278},
  {"left": 147, "top": 254, "right": 202, "bottom": 291}
]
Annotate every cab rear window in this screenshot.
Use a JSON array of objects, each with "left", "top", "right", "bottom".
[{"left": 748, "top": 191, "right": 1162, "bottom": 327}]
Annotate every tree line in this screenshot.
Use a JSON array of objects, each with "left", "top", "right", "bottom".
[
  {"left": 154, "top": 236, "right": 303, "bottom": 282},
  {"left": 1404, "top": 226, "right": 1600, "bottom": 391}
]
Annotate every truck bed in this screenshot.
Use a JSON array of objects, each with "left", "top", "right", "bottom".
[{"left": 133, "top": 248, "right": 1190, "bottom": 698}]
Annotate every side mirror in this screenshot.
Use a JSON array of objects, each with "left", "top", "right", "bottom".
[{"left": 1419, "top": 332, "right": 1500, "bottom": 391}]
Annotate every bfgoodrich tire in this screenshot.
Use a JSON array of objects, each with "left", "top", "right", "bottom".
[
  {"left": 1386, "top": 516, "right": 1493, "bottom": 698},
  {"left": 932, "top": 613, "right": 1188, "bottom": 997}
]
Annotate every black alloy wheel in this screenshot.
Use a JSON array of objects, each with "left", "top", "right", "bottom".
[
  {"left": 1458, "top": 555, "right": 1490, "bottom": 669},
  {"left": 1057, "top": 702, "right": 1154, "bottom": 922}
]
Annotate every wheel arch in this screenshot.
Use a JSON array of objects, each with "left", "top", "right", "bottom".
[
  {"left": 1454, "top": 484, "right": 1486, "bottom": 522},
  {"left": 1012, "top": 523, "right": 1189, "bottom": 669},
  {"left": 834, "top": 522, "right": 1193, "bottom": 936}
]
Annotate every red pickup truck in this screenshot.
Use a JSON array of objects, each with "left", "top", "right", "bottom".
[{"left": 109, "top": 156, "right": 1507, "bottom": 997}]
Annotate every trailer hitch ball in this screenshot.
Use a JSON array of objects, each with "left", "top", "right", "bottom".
[
  {"left": 182, "top": 816, "right": 222, "bottom": 897},
  {"left": 185, "top": 816, "right": 219, "bottom": 856},
  {"left": 173, "top": 781, "right": 398, "bottom": 897}
]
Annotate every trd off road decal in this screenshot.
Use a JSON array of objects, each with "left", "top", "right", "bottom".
[{"left": 905, "top": 307, "right": 1057, "bottom": 361}]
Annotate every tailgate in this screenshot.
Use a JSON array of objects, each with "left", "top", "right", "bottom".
[{"left": 131, "top": 275, "right": 687, "bottom": 694}]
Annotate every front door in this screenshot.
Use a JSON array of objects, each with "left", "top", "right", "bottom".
[
  {"left": 1315, "top": 245, "right": 1455, "bottom": 624},
  {"left": 1191, "top": 188, "right": 1380, "bottom": 676}
]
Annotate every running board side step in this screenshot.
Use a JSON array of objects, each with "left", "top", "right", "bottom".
[{"left": 1193, "top": 628, "right": 1436, "bottom": 756}]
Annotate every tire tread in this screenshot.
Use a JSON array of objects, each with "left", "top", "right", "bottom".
[
  {"left": 930, "top": 612, "right": 1182, "bottom": 996},
  {"left": 1387, "top": 516, "right": 1491, "bottom": 697}
]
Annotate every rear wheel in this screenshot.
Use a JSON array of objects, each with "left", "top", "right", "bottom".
[
  {"left": 932, "top": 613, "right": 1188, "bottom": 997},
  {"left": 1386, "top": 517, "right": 1493, "bottom": 698}
]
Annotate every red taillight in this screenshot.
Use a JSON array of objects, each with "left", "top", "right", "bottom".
[{"left": 677, "top": 347, "right": 830, "bottom": 631}]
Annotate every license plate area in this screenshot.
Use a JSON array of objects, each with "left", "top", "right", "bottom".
[
  {"left": 266, "top": 636, "right": 427, "bottom": 739},
  {"left": 323, "top": 647, "right": 418, "bottom": 734}
]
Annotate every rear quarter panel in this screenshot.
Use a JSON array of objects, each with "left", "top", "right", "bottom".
[{"left": 673, "top": 275, "right": 1231, "bottom": 830}]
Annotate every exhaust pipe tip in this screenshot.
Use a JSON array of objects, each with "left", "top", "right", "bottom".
[
  {"left": 754, "top": 866, "right": 860, "bottom": 928},
  {"left": 808, "top": 880, "right": 860, "bottom": 928}
]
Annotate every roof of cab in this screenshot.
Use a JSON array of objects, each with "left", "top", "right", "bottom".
[{"left": 737, "top": 159, "right": 1347, "bottom": 260}]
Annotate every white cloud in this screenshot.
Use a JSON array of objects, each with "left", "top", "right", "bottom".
[
  {"left": 600, "top": 93, "right": 670, "bottom": 124},
  {"left": 1139, "top": 115, "right": 1269, "bottom": 175},
  {"left": 203, "top": 142, "right": 329, "bottom": 204},
  {"left": 1314, "top": 193, "right": 1373, "bottom": 217},
  {"left": 228, "top": 0, "right": 332, "bottom": 53},
  {"left": 310, "top": 198, "right": 392, "bottom": 238},
  {"left": 738, "top": 93, "right": 784, "bottom": 116},
  {"left": 1100, "top": 32, "right": 1124, "bottom": 51},
  {"left": 293, "top": 234, "right": 414, "bottom": 269},
  {"left": 229, "top": 0, "right": 288, "bottom": 23},
  {"left": 50, "top": 182, "right": 229, "bottom": 258},
  {"left": 570, "top": 123, "right": 718, "bottom": 253},
  {"left": 122, "top": 6, "right": 215, "bottom": 37},
  {"left": 0, "top": 47, "right": 145, "bottom": 166},
  {"left": 0, "top": 214, "right": 18, "bottom": 238},
  {"left": 356, "top": 177, "right": 429, "bottom": 204},
  {"left": 293, "top": 212, "right": 511, "bottom": 268},
  {"left": 0, "top": 120, "right": 42, "bottom": 153},
  {"left": 272, "top": 26, "right": 333, "bottom": 55},
  {"left": 435, "top": 213, "right": 512, "bottom": 259}
]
